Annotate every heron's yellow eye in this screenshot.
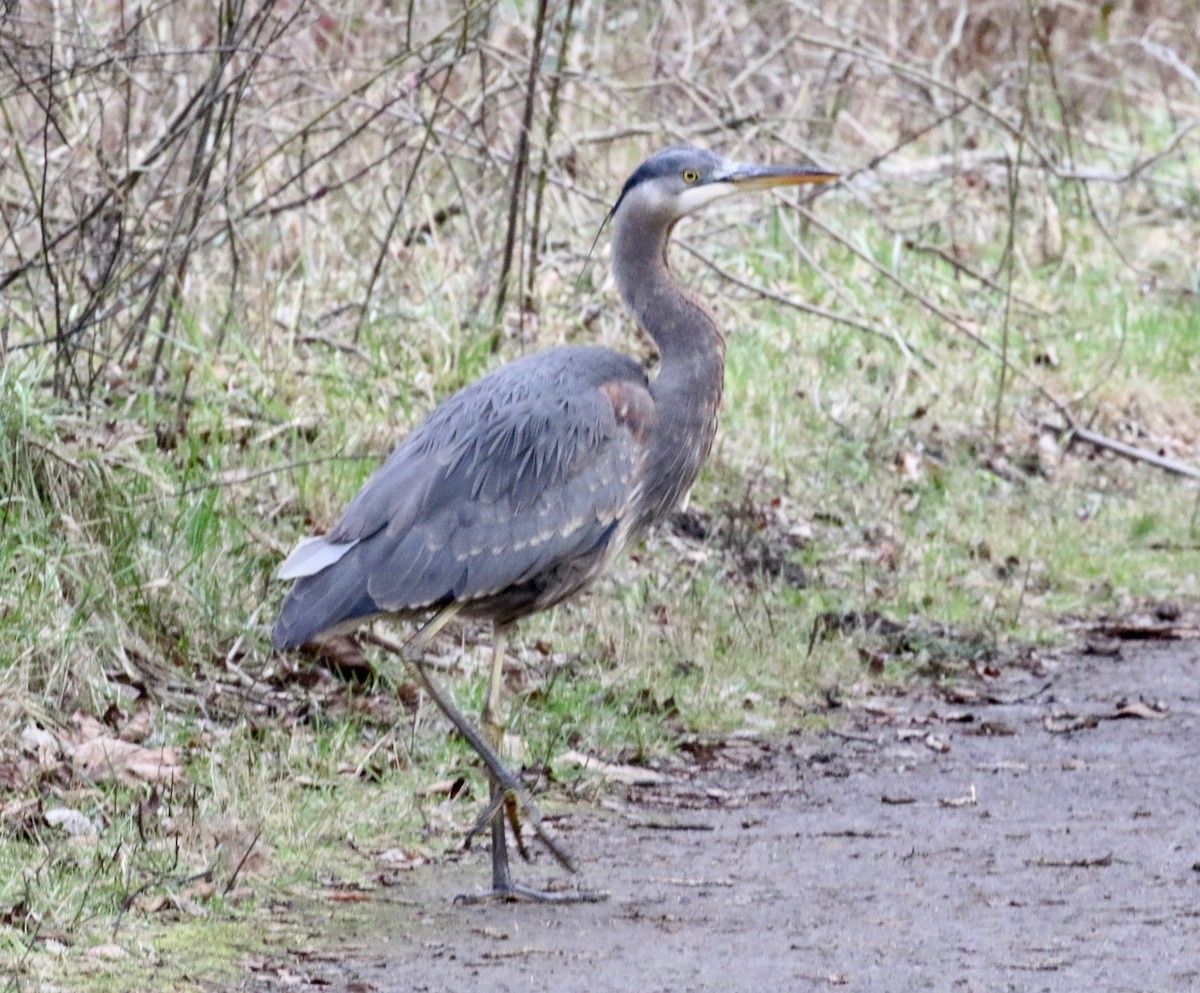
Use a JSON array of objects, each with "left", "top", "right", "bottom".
[{"left": 682, "top": 169, "right": 699, "bottom": 183}]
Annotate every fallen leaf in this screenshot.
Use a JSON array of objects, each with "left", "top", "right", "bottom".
[
  {"left": 44, "top": 807, "right": 96, "bottom": 836},
  {"left": 1112, "top": 701, "right": 1166, "bottom": 721},
  {"left": 924, "top": 733, "right": 950, "bottom": 753},
  {"left": 937, "top": 784, "right": 977, "bottom": 808},
  {"left": 206, "top": 820, "right": 273, "bottom": 877},
  {"left": 1, "top": 798, "right": 42, "bottom": 834},
  {"left": 875, "top": 539, "right": 898, "bottom": 572},
  {"left": 120, "top": 706, "right": 154, "bottom": 743},
  {"left": 554, "top": 749, "right": 669, "bottom": 786},
  {"left": 414, "top": 776, "right": 467, "bottom": 799},
  {"left": 377, "top": 848, "right": 423, "bottom": 869},
  {"left": 180, "top": 881, "right": 215, "bottom": 903},
  {"left": 20, "top": 723, "right": 61, "bottom": 763},
  {"left": 86, "top": 943, "right": 129, "bottom": 960},
  {"left": 171, "top": 893, "right": 209, "bottom": 917},
  {"left": 1042, "top": 713, "right": 1099, "bottom": 734},
  {"left": 70, "top": 736, "right": 182, "bottom": 785},
  {"left": 896, "top": 449, "right": 923, "bottom": 479},
  {"left": 68, "top": 712, "right": 182, "bottom": 786}
]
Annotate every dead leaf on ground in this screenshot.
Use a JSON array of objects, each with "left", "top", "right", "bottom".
[
  {"left": 924, "top": 733, "right": 950, "bottom": 753},
  {"left": 86, "top": 943, "right": 129, "bottom": 960},
  {"left": 135, "top": 894, "right": 168, "bottom": 914},
  {"left": 1042, "top": 713, "right": 1099, "bottom": 734},
  {"left": 119, "top": 705, "right": 155, "bottom": 743},
  {"left": 180, "top": 880, "right": 215, "bottom": 903},
  {"left": 68, "top": 712, "right": 183, "bottom": 786},
  {"left": 205, "top": 819, "right": 273, "bottom": 877},
  {"left": 44, "top": 807, "right": 97, "bottom": 836},
  {"left": 554, "top": 749, "right": 670, "bottom": 786},
  {"left": 310, "top": 635, "right": 375, "bottom": 684},
  {"left": 377, "top": 848, "right": 425, "bottom": 870},
  {"left": 938, "top": 784, "right": 978, "bottom": 808},
  {"left": 414, "top": 776, "right": 468, "bottom": 799},
  {"left": 1, "top": 798, "right": 43, "bottom": 836},
  {"left": 20, "top": 723, "right": 62, "bottom": 763},
  {"left": 1112, "top": 700, "right": 1167, "bottom": 721}
]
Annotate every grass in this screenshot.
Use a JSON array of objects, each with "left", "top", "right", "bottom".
[{"left": 3, "top": 1, "right": 1200, "bottom": 988}]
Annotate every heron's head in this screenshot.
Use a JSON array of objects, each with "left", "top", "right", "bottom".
[{"left": 612, "top": 146, "right": 838, "bottom": 225}]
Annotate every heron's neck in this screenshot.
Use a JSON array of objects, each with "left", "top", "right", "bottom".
[{"left": 613, "top": 212, "right": 726, "bottom": 513}]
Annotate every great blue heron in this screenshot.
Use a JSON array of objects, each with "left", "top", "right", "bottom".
[{"left": 271, "top": 146, "right": 837, "bottom": 901}]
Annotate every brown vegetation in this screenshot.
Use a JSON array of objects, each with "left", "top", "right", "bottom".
[{"left": 3, "top": 0, "right": 1197, "bottom": 400}]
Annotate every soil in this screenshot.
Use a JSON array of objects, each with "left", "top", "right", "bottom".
[{"left": 258, "top": 641, "right": 1200, "bottom": 993}]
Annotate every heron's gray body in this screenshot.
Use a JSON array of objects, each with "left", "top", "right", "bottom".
[
  {"left": 273, "top": 345, "right": 659, "bottom": 646},
  {"left": 269, "top": 146, "right": 836, "bottom": 900}
]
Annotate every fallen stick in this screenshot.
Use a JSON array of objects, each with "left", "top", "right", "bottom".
[{"left": 1040, "top": 420, "right": 1200, "bottom": 480}]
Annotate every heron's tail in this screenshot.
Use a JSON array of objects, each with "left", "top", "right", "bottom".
[{"left": 270, "top": 563, "right": 380, "bottom": 650}]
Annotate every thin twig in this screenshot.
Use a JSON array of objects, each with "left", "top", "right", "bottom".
[
  {"left": 491, "top": 0, "right": 549, "bottom": 338},
  {"left": 1040, "top": 421, "right": 1200, "bottom": 481}
]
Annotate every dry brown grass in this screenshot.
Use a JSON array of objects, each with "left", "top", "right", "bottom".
[
  {"left": 1, "top": 0, "right": 1196, "bottom": 746},
  {"left": 1, "top": 0, "right": 1197, "bottom": 790},
  {"left": 2, "top": 0, "right": 1196, "bottom": 396}
]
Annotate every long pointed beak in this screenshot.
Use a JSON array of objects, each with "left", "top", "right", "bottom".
[{"left": 717, "top": 161, "right": 839, "bottom": 190}]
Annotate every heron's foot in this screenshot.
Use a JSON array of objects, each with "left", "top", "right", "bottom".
[
  {"left": 455, "top": 774, "right": 601, "bottom": 906},
  {"left": 464, "top": 782, "right": 576, "bottom": 873},
  {"left": 454, "top": 881, "right": 608, "bottom": 905}
]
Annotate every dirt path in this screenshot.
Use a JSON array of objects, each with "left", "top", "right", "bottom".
[{"left": 263, "top": 642, "right": 1200, "bottom": 992}]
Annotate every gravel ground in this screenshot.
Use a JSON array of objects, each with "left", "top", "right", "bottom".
[{"left": 257, "top": 640, "right": 1200, "bottom": 993}]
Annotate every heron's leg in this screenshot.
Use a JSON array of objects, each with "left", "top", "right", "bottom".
[
  {"left": 481, "top": 622, "right": 515, "bottom": 892},
  {"left": 395, "top": 609, "right": 574, "bottom": 872},
  {"left": 453, "top": 621, "right": 605, "bottom": 904},
  {"left": 484, "top": 623, "right": 539, "bottom": 863},
  {"left": 398, "top": 609, "right": 604, "bottom": 902}
]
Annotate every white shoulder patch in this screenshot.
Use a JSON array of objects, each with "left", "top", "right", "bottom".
[{"left": 277, "top": 535, "right": 358, "bottom": 579}]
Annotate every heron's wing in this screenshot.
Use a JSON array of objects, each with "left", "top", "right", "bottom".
[
  {"left": 363, "top": 383, "right": 651, "bottom": 610},
  {"left": 272, "top": 349, "right": 654, "bottom": 647}
]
